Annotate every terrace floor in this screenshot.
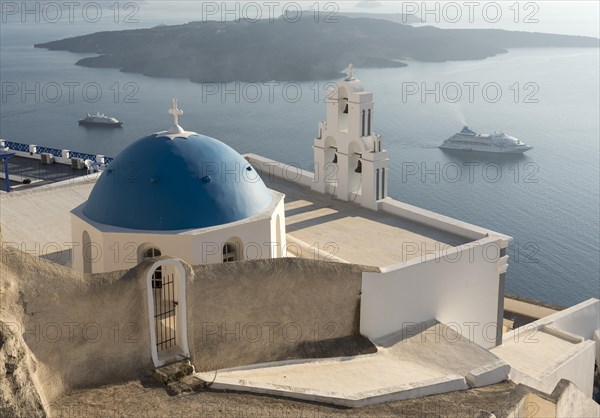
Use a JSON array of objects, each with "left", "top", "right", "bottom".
[
  {"left": 491, "top": 327, "right": 584, "bottom": 379},
  {"left": 0, "top": 156, "right": 88, "bottom": 192},
  {"left": 0, "top": 168, "right": 472, "bottom": 268},
  {"left": 0, "top": 175, "right": 99, "bottom": 265},
  {"left": 263, "top": 175, "right": 471, "bottom": 267}
]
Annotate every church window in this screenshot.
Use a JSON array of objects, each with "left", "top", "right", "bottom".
[
  {"left": 143, "top": 247, "right": 161, "bottom": 258},
  {"left": 142, "top": 247, "right": 162, "bottom": 288},
  {"left": 223, "top": 243, "right": 237, "bottom": 263}
]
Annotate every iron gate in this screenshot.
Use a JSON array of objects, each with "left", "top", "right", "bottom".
[{"left": 152, "top": 267, "right": 177, "bottom": 352}]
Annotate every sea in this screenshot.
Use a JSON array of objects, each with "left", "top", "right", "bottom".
[{"left": 1, "top": 5, "right": 598, "bottom": 307}]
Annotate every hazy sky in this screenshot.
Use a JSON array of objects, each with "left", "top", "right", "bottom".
[
  {"left": 1, "top": 1, "right": 598, "bottom": 38},
  {"left": 355, "top": 1, "right": 600, "bottom": 37},
  {"left": 137, "top": 1, "right": 600, "bottom": 38}
]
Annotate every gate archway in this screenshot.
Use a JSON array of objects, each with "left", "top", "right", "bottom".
[{"left": 145, "top": 260, "right": 189, "bottom": 367}]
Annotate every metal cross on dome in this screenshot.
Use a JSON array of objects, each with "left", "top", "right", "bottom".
[{"left": 168, "top": 98, "right": 184, "bottom": 134}]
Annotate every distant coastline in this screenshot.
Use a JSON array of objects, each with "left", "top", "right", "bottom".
[{"left": 34, "top": 15, "right": 599, "bottom": 83}]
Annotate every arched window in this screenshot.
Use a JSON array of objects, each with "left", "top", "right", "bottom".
[
  {"left": 143, "top": 247, "right": 162, "bottom": 259},
  {"left": 361, "top": 110, "right": 366, "bottom": 137},
  {"left": 141, "top": 247, "right": 162, "bottom": 288},
  {"left": 82, "top": 231, "right": 92, "bottom": 274},
  {"left": 223, "top": 243, "right": 237, "bottom": 263}
]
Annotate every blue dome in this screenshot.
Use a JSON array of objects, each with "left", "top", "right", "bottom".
[{"left": 83, "top": 133, "right": 272, "bottom": 231}]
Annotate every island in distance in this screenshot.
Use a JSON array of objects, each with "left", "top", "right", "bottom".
[{"left": 35, "top": 15, "right": 599, "bottom": 83}]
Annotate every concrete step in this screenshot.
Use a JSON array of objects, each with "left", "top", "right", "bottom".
[
  {"left": 153, "top": 360, "right": 213, "bottom": 396},
  {"left": 153, "top": 359, "right": 194, "bottom": 385}
]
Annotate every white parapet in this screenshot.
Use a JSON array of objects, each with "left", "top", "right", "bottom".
[
  {"left": 594, "top": 329, "right": 600, "bottom": 367},
  {"left": 493, "top": 298, "right": 600, "bottom": 397},
  {"left": 361, "top": 236, "right": 506, "bottom": 350},
  {"left": 244, "top": 153, "right": 314, "bottom": 187}
]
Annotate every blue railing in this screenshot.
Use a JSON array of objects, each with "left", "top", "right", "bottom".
[
  {"left": 4, "top": 141, "right": 114, "bottom": 166},
  {"left": 69, "top": 151, "right": 97, "bottom": 162},
  {"left": 36, "top": 146, "right": 63, "bottom": 157},
  {"left": 5, "top": 141, "right": 30, "bottom": 153}
]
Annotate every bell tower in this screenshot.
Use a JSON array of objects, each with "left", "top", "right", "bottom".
[{"left": 312, "top": 66, "right": 389, "bottom": 209}]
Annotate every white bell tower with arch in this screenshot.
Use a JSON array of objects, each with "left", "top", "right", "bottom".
[{"left": 312, "top": 66, "right": 389, "bottom": 209}]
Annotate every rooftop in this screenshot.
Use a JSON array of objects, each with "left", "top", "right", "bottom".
[
  {"left": 492, "top": 328, "right": 583, "bottom": 379},
  {"left": 0, "top": 156, "right": 88, "bottom": 192},
  {"left": 0, "top": 166, "right": 473, "bottom": 269},
  {"left": 262, "top": 174, "right": 472, "bottom": 267},
  {"left": 0, "top": 177, "right": 97, "bottom": 265}
]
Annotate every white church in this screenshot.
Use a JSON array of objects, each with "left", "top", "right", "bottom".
[
  {"left": 1, "top": 68, "right": 598, "bottom": 413},
  {"left": 70, "top": 98, "right": 286, "bottom": 273}
]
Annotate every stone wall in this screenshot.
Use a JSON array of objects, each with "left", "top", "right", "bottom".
[
  {"left": 1, "top": 244, "right": 378, "bottom": 413},
  {"left": 187, "top": 258, "right": 378, "bottom": 372},
  {"left": 0, "top": 245, "right": 155, "bottom": 407}
]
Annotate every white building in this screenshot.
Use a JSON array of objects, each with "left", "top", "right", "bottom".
[
  {"left": 70, "top": 99, "right": 286, "bottom": 273},
  {"left": 312, "top": 65, "right": 389, "bottom": 209}
]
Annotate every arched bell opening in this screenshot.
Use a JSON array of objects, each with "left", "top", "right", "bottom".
[
  {"left": 337, "top": 86, "right": 349, "bottom": 133},
  {"left": 348, "top": 141, "right": 363, "bottom": 198},
  {"left": 323, "top": 136, "right": 339, "bottom": 186}
]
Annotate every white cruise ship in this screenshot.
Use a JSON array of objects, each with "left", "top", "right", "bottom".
[
  {"left": 78, "top": 112, "right": 123, "bottom": 127},
  {"left": 440, "top": 126, "right": 532, "bottom": 154}
]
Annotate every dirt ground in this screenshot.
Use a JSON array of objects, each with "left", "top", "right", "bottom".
[{"left": 48, "top": 377, "right": 518, "bottom": 418}]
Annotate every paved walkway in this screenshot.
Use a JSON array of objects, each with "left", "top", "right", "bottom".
[{"left": 195, "top": 323, "right": 508, "bottom": 407}]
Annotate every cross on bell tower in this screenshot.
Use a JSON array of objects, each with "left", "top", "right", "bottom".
[
  {"left": 168, "top": 98, "right": 184, "bottom": 134},
  {"left": 344, "top": 63, "right": 354, "bottom": 81}
]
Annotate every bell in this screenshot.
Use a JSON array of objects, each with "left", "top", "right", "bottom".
[
  {"left": 343, "top": 103, "right": 349, "bottom": 114},
  {"left": 332, "top": 153, "right": 338, "bottom": 164},
  {"left": 355, "top": 160, "right": 362, "bottom": 173}
]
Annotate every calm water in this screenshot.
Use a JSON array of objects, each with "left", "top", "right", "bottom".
[{"left": 1, "top": 18, "right": 598, "bottom": 307}]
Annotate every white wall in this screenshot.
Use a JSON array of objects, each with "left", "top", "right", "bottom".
[
  {"left": 361, "top": 237, "right": 505, "bottom": 349},
  {"left": 502, "top": 299, "right": 600, "bottom": 344},
  {"left": 498, "top": 299, "right": 600, "bottom": 398},
  {"left": 70, "top": 193, "right": 286, "bottom": 273},
  {"left": 270, "top": 198, "right": 287, "bottom": 258},
  {"left": 547, "top": 300, "right": 599, "bottom": 340},
  {"left": 245, "top": 154, "right": 314, "bottom": 188},
  {"left": 70, "top": 214, "right": 103, "bottom": 273},
  {"left": 507, "top": 340, "right": 596, "bottom": 397},
  {"left": 594, "top": 330, "right": 600, "bottom": 367},
  {"left": 188, "top": 217, "right": 274, "bottom": 265}
]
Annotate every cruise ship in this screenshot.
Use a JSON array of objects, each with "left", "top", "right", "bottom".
[
  {"left": 440, "top": 126, "right": 532, "bottom": 153},
  {"left": 78, "top": 112, "right": 123, "bottom": 127}
]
